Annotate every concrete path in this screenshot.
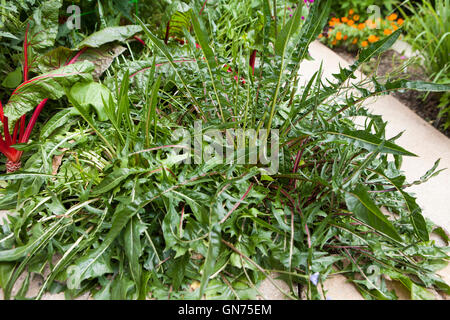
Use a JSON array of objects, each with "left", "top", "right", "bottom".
[{"left": 1, "top": 41, "right": 449, "bottom": 300}]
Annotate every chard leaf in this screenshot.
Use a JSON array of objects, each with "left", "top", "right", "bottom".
[
  {"left": 26, "top": 0, "right": 63, "bottom": 73},
  {"left": 75, "top": 25, "right": 142, "bottom": 49},
  {"left": 38, "top": 44, "right": 126, "bottom": 80},
  {"left": 4, "top": 61, "right": 94, "bottom": 124}
]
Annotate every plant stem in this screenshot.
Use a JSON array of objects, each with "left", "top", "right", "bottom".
[{"left": 20, "top": 99, "right": 48, "bottom": 144}]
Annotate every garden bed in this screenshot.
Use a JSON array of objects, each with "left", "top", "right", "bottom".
[{"left": 0, "top": 0, "right": 449, "bottom": 301}]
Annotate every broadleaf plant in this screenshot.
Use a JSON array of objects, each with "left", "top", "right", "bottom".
[
  {"left": 0, "top": 0, "right": 143, "bottom": 173},
  {"left": 0, "top": 0, "right": 449, "bottom": 300}
]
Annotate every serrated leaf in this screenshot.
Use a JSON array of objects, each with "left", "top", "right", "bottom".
[
  {"left": 370, "top": 169, "right": 429, "bottom": 241},
  {"left": 326, "top": 129, "right": 417, "bottom": 156},
  {"left": 67, "top": 203, "right": 139, "bottom": 289}
]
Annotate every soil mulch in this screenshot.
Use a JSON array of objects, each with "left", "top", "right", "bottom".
[{"left": 332, "top": 47, "right": 450, "bottom": 138}]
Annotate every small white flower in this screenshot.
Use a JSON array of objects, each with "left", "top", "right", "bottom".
[{"left": 309, "top": 272, "right": 320, "bottom": 286}]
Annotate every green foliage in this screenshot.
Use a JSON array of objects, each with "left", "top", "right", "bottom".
[
  {"left": 401, "top": 0, "right": 450, "bottom": 81},
  {"left": 399, "top": 0, "right": 450, "bottom": 128},
  {"left": 0, "top": 0, "right": 448, "bottom": 301}
]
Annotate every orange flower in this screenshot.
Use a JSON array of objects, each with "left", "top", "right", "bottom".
[
  {"left": 336, "top": 31, "right": 343, "bottom": 40},
  {"left": 384, "top": 28, "right": 393, "bottom": 35},
  {"left": 353, "top": 15, "right": 360, "bottom": 21},
  {"left": 368, "top": 34, "right": 378, "bottom": 43},
  {"left": 329, "top": 21, "right": 335, "bottom": 27},
  {"left": 351, "top": 25, "right": 357, "bottom": 29},
  {"left": 332, "top": 39, "right": 337, "bottom": 45},
  {"left": 344, "top": 35, "right": 348, "bottom": 40},
  {"left": 361, "top": 41, "right": 368, "bottom": 47},
  {"left": 387, "top": 13, "right": 398, "bottom": 21},
  {"left": 397, "top": 18, "right": 404, "bottom": 25},
  {"left": 349, "top": 9, "right": 354, "bottom": 15},
  {"left": 358, "top": 23, "right": 365, "bottom": 30},
  {"left": 341, "top": 17, "right": 348, "bottom": 23},
  {"left": 352, "top": 38, "right": 358, "bottom": 44},
  {"left": 391, "top": 23, "right": 399, "bottom": 31},
  {"left": 318, "top": 34, "right": 323, "bottom": 39},
  {"left": 366, "top": 19, "right": 377, "bottom": 29},
  {"left": 347, "top": 20, "right": 355, "bottom": 26}
]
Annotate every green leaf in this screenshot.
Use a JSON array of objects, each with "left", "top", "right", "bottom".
[
  {"left": 166, "top": 9, "right": 192, "bottom": 39},
  {"left": 0, "top": 262, "right": 15, "bottom": 289},
  {"left": 124, "top": 217, "right": 143, "bottom": 292},
  {"left": 358, "top": 29, "right": 402, "bottom": 65},
  {"left": 326, "top": 129, "right": 417, "bottom": 156},
  {"left": 67, "top": 203, "right": 139, "bottom": 289},
  {"left": 191, "top": 13, "right": 226, "bottom": 122},
  {"left": 369, "top": 169, "right": 429, "bottom": 241},
  {"left": 2, "top": 67, "right": 22, "bottom": 88},
  {"left": 0, "top": 172, "right": 58, "bottom": 181},
  {"left": 26, "top": 0, "right": 63, "bottom": 73},
  {"left": 40, "top": 109, "right": 73, "bottom": 139},
  {"left": 402, "top": 192, "right": 429, "bottom": 241},
  {"left": 92, "top": 168, "right": 134, "bottom": 195},
  {"left": 68, "top": 91, "right": 116, "bottom": 156},
  {"left": 274, "top": 2, "right": 304, "bottom": 56},
  {"left": 167, "top": 253, "right": 189, "bottom": 290},
  {"left": 135, "top": 16, "right": 205, "bottom": 119},
  {"left": 4, "top": 61, "right": 94, "bottom": 125},
  {"left": 0, "top": 200, "right": 96, "bottom": 262},
  {"left": 75, "top": 25, "right": 142, "bottom": 49},
  {"left": 333, "top": 29, "right": 402, "bottom": 83},
  {"left": 388, "top": 80, "right": 450, "bottom": 92},
  {"left": 383, "top": 269, "right": 435, "bottom": 300},
  {"left": 291, "top": 0, "right": 331, "bottom": 67},
  {"left": 145, "top": 74, "right": 161, "bottom": 147},
  {"left": 38, "top": 44, "right": 126, "bottom": 80},
  {"left": 345, "top": 184, "right": 402, "bottom": 242},
  {"left": 199, "top": 223, "right": 221, "bottom": 299},
  {"left": 69, "top": 82, "right": 112, "bottom": 121}
]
